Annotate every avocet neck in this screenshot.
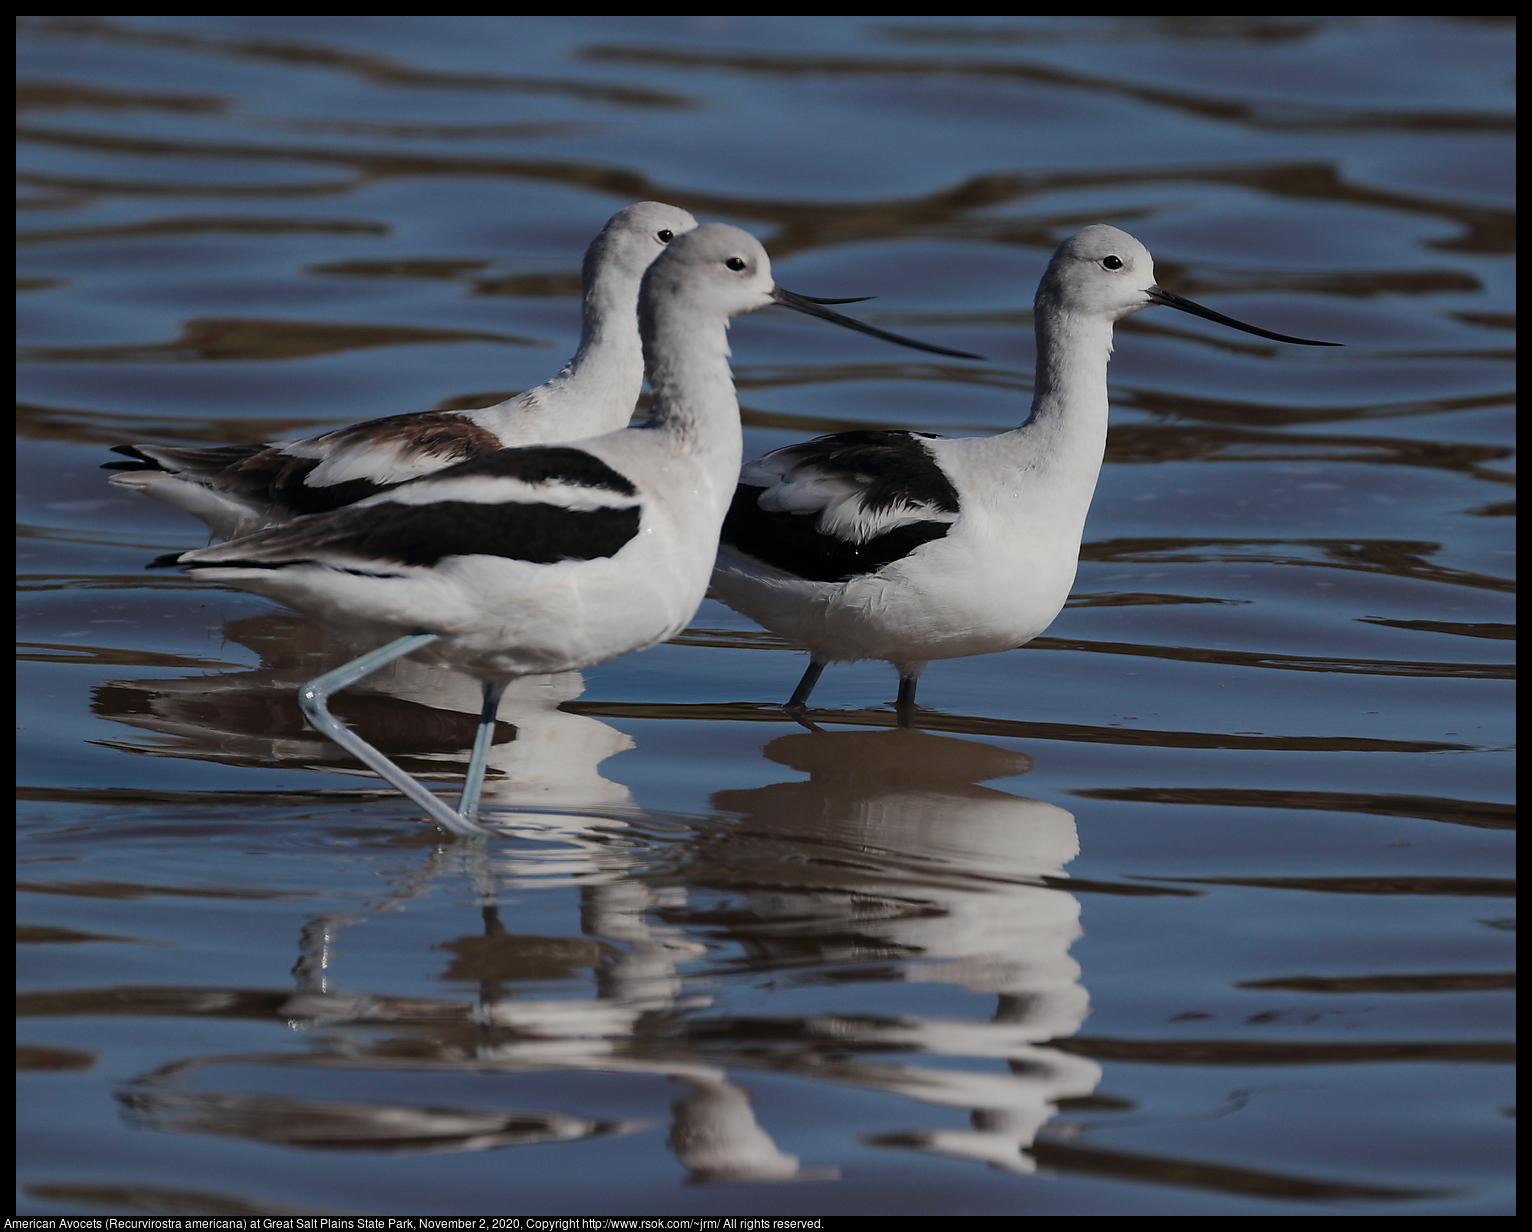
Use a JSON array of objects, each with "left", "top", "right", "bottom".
[
  {"left": 640, "top": 293, "right": 742, "bottom": 452},
  {"left": 1013, "top": 303, "right": 1116, "bottom": 511},
  {"left": 552, "top": 229, "right": 649, "bottom": 403},
  {"left": 1027, "top": 303, "right": 1114, "bottom": 436},
  {"left": 468, "top": 229, "right": 649, "bottom": 441}
]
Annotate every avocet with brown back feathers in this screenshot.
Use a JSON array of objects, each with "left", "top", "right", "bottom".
[
  {"left": 713, "top": 224, "right": 1339, "bottom": 724},
  {"left": 105, "top": 202, "right": 704, "bottom": 539},
  {"left": 147, "top": 224, "right": 979, "bottom": 836}
]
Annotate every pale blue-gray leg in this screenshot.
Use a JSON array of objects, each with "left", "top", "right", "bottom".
[
  {"left": 297, "top": 633, "right": 492, "bottom": 838},
  {"left": 457, "top": 677, "right": 509, "bottom": 824}
]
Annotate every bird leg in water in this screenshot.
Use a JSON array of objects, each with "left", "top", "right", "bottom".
[
  {"left": 458, "top": 677, "right": 510, "bottom": 823},
  {"left": 297, "top": 632, "right": 494, "bottom": 838},
  {"left": 785, "top": 659, "right": 827, "bottom": 711},
  {"left": 895, "top": 672, "right": 921, "bottom": 728}
]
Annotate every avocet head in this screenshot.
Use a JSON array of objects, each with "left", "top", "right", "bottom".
[
  {"left": 586, "top": 201, "right": 700, "bottom": 286},
  {"left": 1041, "top": 224, "right": 1338, "bottom": 346},
  {"left": 641, "top": 224, "right": 779, "bottom": 320}
]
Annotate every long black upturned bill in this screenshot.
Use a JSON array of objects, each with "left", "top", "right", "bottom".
[
  {"left": 794, "top": 294, "right": 874, "bottom": 305},
  {"left": 771, "top": 286, "right": 985, "bottom": 359},
  {"left": 1147, "top": 286, "right": 1340, "bottom": 346}
]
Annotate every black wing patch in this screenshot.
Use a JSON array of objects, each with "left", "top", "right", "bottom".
[
  {"left": 325, "top": 498, "right": 642, "bottom": 567},
  {"left": 153, "top": 498, "right": 641, "bottom": 572},
  {"left": 430, "top": 446, "right": 639, "bottom": 497},
  {"left": 721, "top": 483, "right": 951, "bottom": 583},
  {"left": 721, "top": 430, "right": 959, "bottom": 583},
  {"left": 774, "top": 430, "right": 960, "bottom": 517}
]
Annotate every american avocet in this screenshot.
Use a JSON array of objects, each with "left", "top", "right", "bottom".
[
  {"left": 712, "top": 225, "right": 1339, "bottom": 725},
  {"left": 148, "top": 224, "right": 978, "bottom": 836},
  {"left": 105, "top": 201, "right": 701, "bottom": 539}
]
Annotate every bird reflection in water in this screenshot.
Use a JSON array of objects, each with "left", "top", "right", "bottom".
[
  {"left": 101, "top": 629, "right": 1095, "bottom": 1180},
  {"left": 689, "top": 728, "right": 1100, "bottom": 1173},
  {"left": 100, "top": 613, "right": 826, "bottom": 1182}
]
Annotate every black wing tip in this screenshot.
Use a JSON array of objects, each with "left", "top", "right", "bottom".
[
  {"left": 103, "top": 444, "right": 160, "bottom": 472},
  {"left": 147, "top": 552, "right": 185, "bottom": 570}
]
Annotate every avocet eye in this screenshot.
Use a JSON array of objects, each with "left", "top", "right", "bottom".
[
  {"left": 657, "top": 229, "right": 674, "bottom": 243},
  {"left": 725, "top": 257, "right": 746, "bottom": 271},
  {"left": 1102, "top": 255, "right": 1124, "bottom": 270}
]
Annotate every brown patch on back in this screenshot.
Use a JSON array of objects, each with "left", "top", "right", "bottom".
[
  {"left": 332, "top": 410, "right": 502, "bottom": 458},
  {"left": 230, "top": 411, "right": 505, "bottom": 517}
]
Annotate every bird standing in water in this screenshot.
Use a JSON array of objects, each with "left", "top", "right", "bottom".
[
  {"left": 712, "top": 224, "right": 1338, "bottom": 725},
  {"left": 149, "top": 224, "right": 979, "bottom": 834}
]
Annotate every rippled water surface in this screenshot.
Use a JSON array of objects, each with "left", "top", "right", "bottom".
[{"left": 17, "top": 16, "right": 1515, "bottom": 1217}]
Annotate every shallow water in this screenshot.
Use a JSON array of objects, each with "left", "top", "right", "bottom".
[{"left": 16, "top": 15, "right": 1514, "bottom": 1217}]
